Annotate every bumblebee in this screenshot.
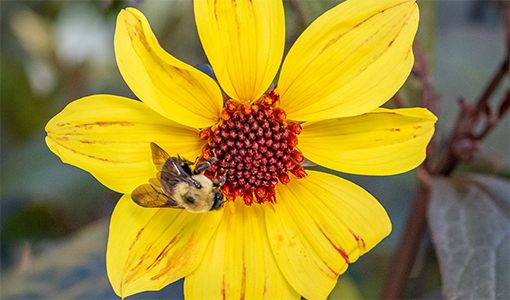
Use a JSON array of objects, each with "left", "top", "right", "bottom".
[{"left": 131, "top": 142, "right": 225, "bottom": 213}]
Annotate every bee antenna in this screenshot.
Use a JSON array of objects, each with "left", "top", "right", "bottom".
[{"left": 211, "top": 148, "right": 218, "bottom": 159}]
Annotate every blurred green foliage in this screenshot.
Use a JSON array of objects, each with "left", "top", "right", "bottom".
[{"left": 1, "top": 0, "right": 508, "bottom": 299}]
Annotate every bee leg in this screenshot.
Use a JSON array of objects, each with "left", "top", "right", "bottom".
[
  {"left": 212, "top": 174, "right": 226, "bottom": 187},
  {"left": 193, "top": 157, "right": 217, "bottom": 174},
  {"left": 193, "top": 161, "right": 211, "bottom": 174}
]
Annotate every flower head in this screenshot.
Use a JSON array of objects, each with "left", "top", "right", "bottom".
[{"left": 45, "top": 0, "right": 436, "bottom": 299}]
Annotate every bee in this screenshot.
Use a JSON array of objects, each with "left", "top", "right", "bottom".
[{"left": 131, "top": 142, "right": 225, "bottom": 213}]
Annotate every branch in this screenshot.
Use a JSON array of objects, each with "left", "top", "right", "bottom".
[
  {"left": 504, "top": 1, "right": 510, "bottom": 59},
  {"left": 380, "top": 41, "right": 440, "bottom": 299},
  {"left": 434, "top": 58, "right": 509, "bottom": 176},
  {"left": 475, "top": 58, "right": 509, "bottom": 112},
  {"left": 381, "top": 15, "right": 509, "bottom": 298},
  {"left": 381, "top": 167, "right": 431, "bottom": 299},
  {"left": 412, "top": 43, "right": 441, "bottom": 160},
  {"left": 412, "top": 43, "right": 440, "bottom": 117}
]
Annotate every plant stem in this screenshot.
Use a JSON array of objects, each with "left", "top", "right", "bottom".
[
  {"left": 381, "top": 168, "right": 431, "bottom": 299},
  {"left": 380, "top": 42, "right": 438, "bottom": 299}
]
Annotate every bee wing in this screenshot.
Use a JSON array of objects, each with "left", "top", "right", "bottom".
[
  {"left": 151, "top": 142, "right": 170, "bottom": 171},
  {"left": 161, "top": 156, "right": 201, "bottom": 190},
  {"left": 131, "top": 178, "right": 183, "bottom": 208},
  {"left": 149, "top": 142, "right": 201, "bottom": 191}
]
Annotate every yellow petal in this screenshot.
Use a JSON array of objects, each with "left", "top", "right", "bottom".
[
  {"left": 266, "top": 171, "right": 391, "bottom": 300},
  {"left": 115, "top": 8, "right": 222, "bottom": 128},
  {"left": 277, "top": 0, "right": 419, "bottom": 121},
  {"left": 184, "top": 200, "right": 300, "bottom": 300},
  {"left": 45, "top": 95, "right": 204, "bottom": 194},
  {"left": 107, "top": 194, "right": 223, "bottom": 298},
  {"left": 299, "top": 107, "right": 437, "bottom": 175},
  {"left": 194, "top": 0, "right": 285, "bottom": 103}
]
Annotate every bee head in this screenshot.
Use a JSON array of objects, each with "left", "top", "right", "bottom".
[{"left": 211, "top": 189, "right": 225, "bottom": 211}]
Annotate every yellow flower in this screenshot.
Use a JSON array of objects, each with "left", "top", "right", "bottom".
[{"left": 45, "top": 0, "right": 436, "bottom": 299}]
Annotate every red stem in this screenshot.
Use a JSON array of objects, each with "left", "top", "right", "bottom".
[{"left": 381, "top": 168, "right": 431, "bottom": 299}]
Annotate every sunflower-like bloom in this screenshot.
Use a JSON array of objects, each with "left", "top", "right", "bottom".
[{"left": 45, "top": 0, "right": 436, "bottom": 299}]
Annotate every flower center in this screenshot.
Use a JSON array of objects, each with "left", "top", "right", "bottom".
[{"left": 199, "top": 91, "right": 307, "bottom": 206}]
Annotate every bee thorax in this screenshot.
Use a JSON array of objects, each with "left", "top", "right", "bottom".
[{"left": 174, "top": 175, "right": 222, "bottom": 213}]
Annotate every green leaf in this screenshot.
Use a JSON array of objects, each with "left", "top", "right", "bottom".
[
  {"left": 328, "top": 274, "right": 362, "bottom": 300},
  {"left": 428, "top": 174, "right": 510, "bottom": 300},
  {"left": 0, "top": 55, "right": 52, "bottom": 141},
  {"left": 2, "top": 203, "right": 69, "bottom": 240}
]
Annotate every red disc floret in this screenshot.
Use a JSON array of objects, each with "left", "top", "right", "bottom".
[{"left": 200, "top": 93, "right": 307, "bottom": 206}]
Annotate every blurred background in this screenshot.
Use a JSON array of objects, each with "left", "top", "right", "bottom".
[{"left": 1, "top": 0, "right": 508, "bottom": 299}]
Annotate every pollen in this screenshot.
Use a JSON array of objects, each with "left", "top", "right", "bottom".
[{"left": 199, "top": 92, "right": 307, "bottom": 206}]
